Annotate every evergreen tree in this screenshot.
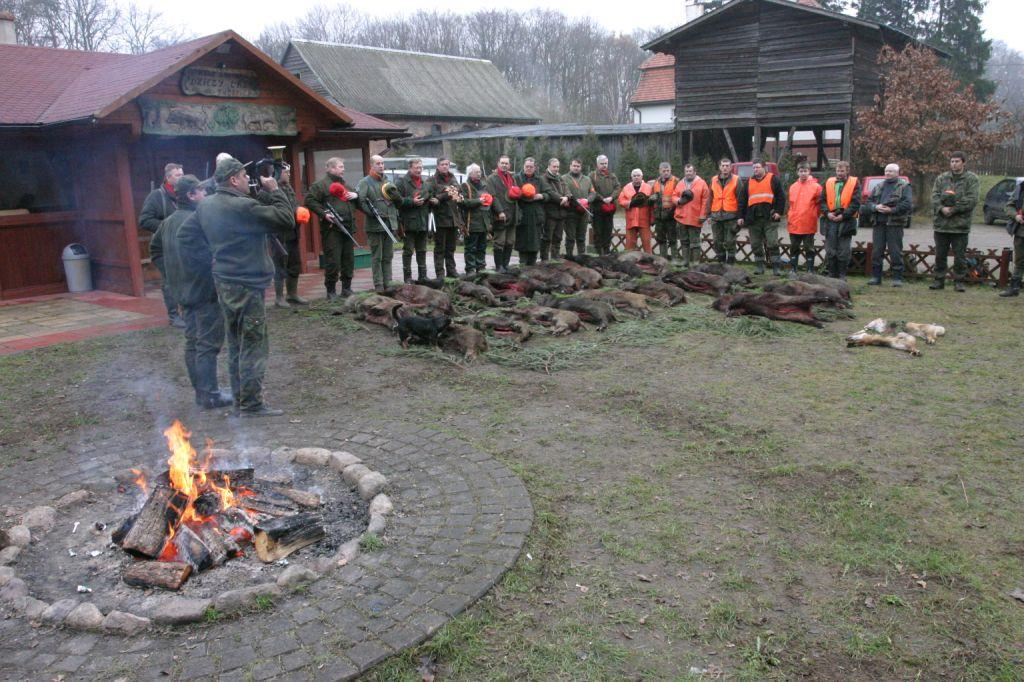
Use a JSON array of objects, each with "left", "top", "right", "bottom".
[
  {"left": 921, "top": 0, "right": 994, "bottom": 100},
  {"left": 617, "top": 138, "right": 644, "bottom": 183},
  {"left": 642, "top": 140, "right": 664, "bottom": 179},
  {"left": 856, "top": 0, "right": 927, "bottom": 33},
  {"left": 571, "top": 130, "right": 603, "bottom": 173}
]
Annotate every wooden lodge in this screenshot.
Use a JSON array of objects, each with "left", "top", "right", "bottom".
[
  {"left": 0, "top": 30, "right": 407, "bottom": 300},
  {"left": 643, "top": 0, "right": 931, "bottom": 168}
]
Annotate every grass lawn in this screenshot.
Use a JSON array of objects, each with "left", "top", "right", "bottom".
[{"left": 2, "top": 272, "right": 1023, "bottom": 680}]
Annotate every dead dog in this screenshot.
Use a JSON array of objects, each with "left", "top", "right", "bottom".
[{"left": 391, "top": 305, "right": 451, "bottom": 348}]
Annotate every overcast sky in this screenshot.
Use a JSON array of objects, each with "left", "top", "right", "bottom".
[{"left": 137, "top": 0, "right": 1023, "bottom": 53}]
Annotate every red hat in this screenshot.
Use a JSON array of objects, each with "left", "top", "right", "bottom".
[
  {"left": 600, "top": 202, "right": 616, "bottom": 214},
  {"left": 295, "top": 206, "right": 310, "bottom": 224},
  {"left": 508, "top": 186, "right": 523, "bottom": 200},
  {"left": 521, "top": 183, "right": 537, "bottom": 199},
  {"left": 480, "top": 192, "right": 493, "bottom": 207},
  {"left": 577, "top": 198, "right": 589, "bottom": 209},
  {"left": 329, "top": 182, "right": 349, "bottom": 201}
]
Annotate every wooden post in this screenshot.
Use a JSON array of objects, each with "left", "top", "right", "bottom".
[
  {"left": 115, "top": 139, "right": 145, "bottom": 297},
  {"left": 814, "top": 129, "right": 825, "bottom": 170},
  {"left": 864, "top": 242, "right": 873, "bottom": 276},
  {"left": 753, "top": 125, "right": 762, "bottom": 161},
  {"left": 723, "top": 128, "right": 738, "bottom": 163},
  {"left": 289, "top": 144, "right": 309, "bottom": 275},
  {"left": 841, "top": 120, "right": 851, "bottom": 163},
  {"left": 303, "top": 146, "right": 321, "bottom": 269},
  {"left": 688, "top": 129, "right": 694, "bottom": 162},
  {"left": 999, "top": 247, "right": 1011, "bottom": 287}
]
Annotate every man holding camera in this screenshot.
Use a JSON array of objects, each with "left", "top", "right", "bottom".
[
  {"left": 738, "top": 161, "right": 785, "bottom": 275},
  {"left": 196, "top": 157, "right": 293, "bottom": 417},
  {"left": 863, "top": 163, "right": 912, "bottom": 286},
  {"left": 305, "top": 158, "right": 358, "bottom": 299},
  {"left": 930, "top": 151, "right": 979, "bottom": 292}
]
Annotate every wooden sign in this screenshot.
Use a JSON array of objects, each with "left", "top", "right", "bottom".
[
  {"left": 139, "top": 98, "right": 298, "bottom": 137},
  {"left": 181, "top": 66, "right": 260, "bottom": 98}
]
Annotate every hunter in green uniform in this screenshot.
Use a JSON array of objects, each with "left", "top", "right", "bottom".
[
  {"left": 160, "top": 175, "right": 232, "bottom": 410},
  {"left": 589, "top": 155, "right": 620, "bottom": 255},
  {"left": 356, "top": 155, "right": 399, "bottom": 291},
  {"left": 304, "top": 157, "right": 357, "bottom": 299},
  {"left": 1001, "top": 184, "right": 1024, "bottom": 297},
  {"left": 649, "top": 162, "right": 680, "bottom": 260},
  {"left": 460, "top": 164, "right": 493, "bottom": 274},
  {"left": 196, "top": 157, "right": 293, "bottom": 417},
  {"left": 485, "top": 155, "right": 519, "bottom": 272},
  {"left": 515, "top": 158, "right": 549, "bottom": 266},
  {"left": 562, "top": 158, "right": 592, "bottom": 257},
  {"left": 737, "top": 161, "right": 786, "bottom": 275},
  {"left": 256, "top": 163, "right": 306, "bottom": 309},
  {"left": 140, "top": 162, "right": 185, "bottom": 328},
  {"left": 427, "top": 157, "right": 463, "bottom": 280},
  {"left": 930, "top": 151, "right": 980, "bottom": 292},
  {"left": 393, "top": 158, "right": 431, "bottom": 282},
  {"left": 542, "top": 158, "right": 570, "bottom": 261}
]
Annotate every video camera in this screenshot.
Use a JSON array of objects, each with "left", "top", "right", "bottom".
[{"left": 248, "top": 145, "right": 291, "bottom": 194}]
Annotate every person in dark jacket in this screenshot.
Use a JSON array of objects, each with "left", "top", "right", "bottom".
[
  {"left": 141, "top": 162, "right": 185, "bottom": 328},
  {"left": 394, "top": 158, "right": 431, "bottom": 283},
  {"left": 1000, "top": 185, "right": 1024, "bottom": 297},
  {"left": 737, "top": 161, "right": 786, "bottom": 275},
  {"left": 542, "top": 158, "right": 570, "bottom": 261},
  {"left": 256, "top": 163, "right": 306, "bottom": 309},
  {"left": 484, "top": 155, "right": 519, "bottom": 272},
  {"left": 930, "top": 151, "right": 980, "bottom": 292},
  {"left": 427, "top": 157, "right": 463, "bottom": 280},
  {"left": 818, "top": 161, "right": 861, "bottom": 281},
  {"left": 862, "top": 163, "right": 913, "bottom": 285},
  {"left": 514, "top": 158, "right": 549, "bottom": 266},
  {"left": 460, "top": 163, "right": 493, "bottom": 274},
  {"left": 304, "top": 158, "right": 358, "bottom": 299},
  {"left": 589, "top": 155, "right": 620, "bottom": 255},
  {"left": 356, "top": 155, "right": 399, "bottom": 291},
  {"left": 196, "top": 157, "right": 293, "bottom": 417},
  {"left": 160, "top": 175, "right": 232, "bottom": 410}
]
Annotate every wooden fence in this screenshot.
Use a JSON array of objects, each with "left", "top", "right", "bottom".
[{"left": 973, "top": 146, "right": 1024, "bottom": 176}]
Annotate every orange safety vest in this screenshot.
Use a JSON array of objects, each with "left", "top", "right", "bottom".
[
  {"left": 823, "top": 176, "right": 859, "bottom": 212},
  {"left": 650, "top": 176, "right": 679, "bottom": 210},
  {"left": 746, "top": 172, "right": 776, "bottom": 206},
  {"left": 787, "top": 178, "right": 821, "bottom": 235},
  {"left": 709, "top": 174, "right": 739, "bottom": 213}
]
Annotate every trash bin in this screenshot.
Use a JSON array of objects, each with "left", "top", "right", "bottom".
[{"left": 62, "top": 243, "right": 93, "bottom": 293}]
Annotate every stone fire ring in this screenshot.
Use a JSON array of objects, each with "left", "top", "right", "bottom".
[{"left": 0, "top": 419, "right": 532, "bottom": 680}]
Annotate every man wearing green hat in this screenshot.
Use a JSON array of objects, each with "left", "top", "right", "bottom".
[{"left": 195, "top": 157, "right": 293, "bottom": 417}]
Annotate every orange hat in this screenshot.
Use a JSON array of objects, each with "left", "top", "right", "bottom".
[
  {"left": 329, "top": 182, "right": 349, "bottom": 200},
  {"left": 521, "top": 183, "right": 537, "bottom": 199},
  {"left": 480, "top": 192, "right": 493, "bottom": 207},
  {"left": 295, "top": 206, "right": 310, "bottom": 224},
  {"left": 508, "top": 186, "right": 523, "bottom": 200}
]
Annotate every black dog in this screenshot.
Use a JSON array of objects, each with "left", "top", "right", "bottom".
[{"left": 391, "top": 305, "right": 452, "bottom": 348}]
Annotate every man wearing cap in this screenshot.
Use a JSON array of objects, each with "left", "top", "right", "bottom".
[
  {"left": 305, "top": 158, "right": 358, "bottom": 299},
  {"left": 514, "top": 157, "right": 549, "bottom": 266},
  {"left": 485, "top": 155, "right": 519, "bottom": 272},
  {"left": 159, "top": 175, "right": 232, "bottom": 410},
  {"left": 426, "top": 157, "right": 462, "bottom": 279},
  {"left": 356, "top": 155, "right": 398, "bottom": 292},
  {"left": 140, "top": 161, "right": 186, "bottom": 328},
  {"left": 394, "top": 157, "right": 431, "bottom": 283},
  {"left": 589, "top": 155, "right": 619, "bottom": 255},
  {"left": 562, "top": 158, "right": 592, "bottom": 258},
  {"left": 196, "top": 157, "right": 293, "bottom": 417},
  {"left": 930, "top": 151, "right": 979, "bottom": 292},
  {"left": 256, "top": 164, "right": 306, "bottom": 308},
  {"left": 460, "top": 163, "right": 493, "bottom": 274}
]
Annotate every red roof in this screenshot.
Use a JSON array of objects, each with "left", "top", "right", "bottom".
[
  {"left": 0, "top": 31, "right": 402, "bottom": 136},
  {"left": 631, "top": 53, "right": 675, "bottom": 105}
]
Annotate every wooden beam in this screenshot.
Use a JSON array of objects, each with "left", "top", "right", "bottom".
[
  {"left": 115, "top": 138, "right": 146, "bottom": 297},
  {"left": 723, "top": 129, "right": 738, "bottom": 163},
  {"left": 841, "top": 120, "right": 851, "bottom": 163},
  {"left": 303, "top": 145, "right": 321, "bottom": 271},
  {"left": 753, "top": 125, "right": 762, "bottom": 161},
  {"left": 814, "top": 129, "right": 825, "bottom": 171},
  {"left": 289, "top": 143, "right": 309, "bottom": 276},
  {"left": 688, "top": 130, "right": 694, "bottom": 161}
]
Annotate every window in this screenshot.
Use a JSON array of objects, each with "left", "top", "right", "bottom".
[{"left": 0, "top": 149, "right": 78, "bottom": 213}]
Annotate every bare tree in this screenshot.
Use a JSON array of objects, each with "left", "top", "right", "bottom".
[
  {"left": 0, "top": 0, "right": 51, "bottom": 45},
  {"left": 986, "top": 41, "right": 1024, "bottom": 143},
  {"left": 255, "top": 21, "right": 293, "bottom": 62},
  {"left": 41, "top": 0, "right": 121, "bottom": 51},
  {"left": 117, "top": 2, "right": 186, "bottom": 54}
]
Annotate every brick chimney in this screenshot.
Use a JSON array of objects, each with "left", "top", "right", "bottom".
[
  {"left": 0, "top": 11, "right": 15, "bottom": 45},
  {"left": 796, "top": 0, "right": 824, "bottom": 7}
]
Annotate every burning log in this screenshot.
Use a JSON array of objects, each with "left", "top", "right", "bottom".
[
  {"left": 110, "top": 514, "right": 137, "bottom": 546},
  {"left": 172, "top": 525, "right": 214, "bottom": 571},
  {"left": 241, "top": 487, "right": 301, "bottom": 517},
  {"left": 253, "top": 512, "right": 326, "bottom": 562},
  {"left": 120, "top": 486, "right": 188, "bottom": 559},
  {"left": 123, "top": 561, "right": 192, "bottom": 590}
]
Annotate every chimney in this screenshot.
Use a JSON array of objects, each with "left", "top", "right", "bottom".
[
  {"left": 0, "top": 11, "right": 15, "bottom": 45},
  {"left": 683, "top": 0, "right": 703, "bottom": 23}
]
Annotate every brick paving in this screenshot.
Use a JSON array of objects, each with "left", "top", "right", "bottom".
[{"left": 0, "top": 417, "right": 531, "bottom": 680}]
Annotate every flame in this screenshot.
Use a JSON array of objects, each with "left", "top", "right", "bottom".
[
  {"left": 131, "top": 468, "right": 148, "bottom": 496},
  {"left": 211, "top": 474, "right": 235, "bottom": 511},
  {"left": 157, "top": 523, "right": 178, "bottom": 562},
  {"left": 163, "top": 420, "right": 198, "bottom": 498}
]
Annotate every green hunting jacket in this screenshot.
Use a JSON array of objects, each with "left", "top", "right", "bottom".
[
  {"left": 544, "top": 170, "right": 571, "bottom": 220},
  {"left": 484, "top": 170, "right": 519, "bottom": 230},
  {"left": 304, "top": 172, "right": 355, "bottom": 230},
  {"left": 460, "top": 178, "right": 492, "bottom": 233},
  {"left": 161, "top": 201, "right": 216, "bottom": 307},
  {"left": 514, "top": 171, "right": 549, "bottom": 252},
  {"left": 931, "top": 170, "right": 979, "bottom": 233},
  {"left": 589, "top": 169, "right": 620, "bottom": 213},
  {"left": 139, "top": 185, "right": 176, "bottom": 233},
  {"left": 257, "top": 183, "right": 297, "bottom": 241},
  {"left": 355, "top": 173, "right": 398, "bottom": 233},
  {"left": 425, "top": 171, "right": 462, "bottom": 230},
  {"left": 393, "top": 173, "right": 431, "bottom": 232}
]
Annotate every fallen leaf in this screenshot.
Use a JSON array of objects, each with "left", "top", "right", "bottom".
[{"left": 620, "top": 630, "right": 634, "bottom": 640}]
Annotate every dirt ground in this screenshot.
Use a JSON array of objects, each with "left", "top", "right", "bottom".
[{"left": 2, "top": 271, "right": 1023, "bottom": 681}]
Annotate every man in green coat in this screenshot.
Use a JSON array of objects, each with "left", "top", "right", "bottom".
[
  {"left": 196, "top": 157, "right": 293, "bottom": 417},
  {"left": 160, "top": 175, "right": 232, "bottom": 410},
  {"left": 1000, "top": 185, "right": 1024, "bottom": 297},
  {"left": 460, "top": 163, "right": 493, "bottom": 274},
  {"left": 589, "top": 155, "right": 619, "bottom": 255},
  {"left": 393, "top": 158, "right": 431, "bottom": 283},
  {"left": 356, "top": 155, "right": 399, "bottom": 291},
  {"left": 484, "top": 155, "right": 519, "bottom": 272},
  {"left": 930, "top": 151, "right": 980, "bottom": 292},
  {"left": 515, "top": 157, "right": 549, "bottom": 266},
  {"left": 140, "top": 162, "right": 185, "bottom": 328},
  {"left": 256, "top": 164, "right": 306, "bottom": 309},
  {"left": 562, "top": 158, "right": 592, "bottom": 257},
  {"left": 427, "top": 157, "right": 463, "bottom": 280},
  {"left": 304, "top": 157, "right": 358, "bottom": 299},
  {"left": 542, "top": 158, "right": 570, "bottom": 261}
]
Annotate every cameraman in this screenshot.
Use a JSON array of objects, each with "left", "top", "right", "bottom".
[
  {"left": 863, "top": 163, "right": 912, "bottom": 286},
  {"left": 196, "top": 157, "right": 293, "bottom": 418}
]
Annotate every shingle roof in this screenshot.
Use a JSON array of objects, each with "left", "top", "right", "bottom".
[
  {"left": 409, "top": 122, "right": 675, "bottom": 143},
  {"left": 631, "top": 54, "right": 675, "bottom": 105},
  {"left": 0, "top": 31, "right": 404, "bottom": 137},
  {"left": 284, "top": 41, "right": 540, "bottom": 123}
]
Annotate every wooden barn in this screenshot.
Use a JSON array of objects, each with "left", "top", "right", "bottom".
[
  {"left": 0, "top": 29, "right": 406, "bottom": 301},
  {"left": 643, "top": 0, "right": 929, "bottom": 168}
]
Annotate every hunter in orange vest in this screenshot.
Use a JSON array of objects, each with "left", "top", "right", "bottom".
[
  {"left": 738, "top": 161, "right": 786, "bottom": 275},
  {"left": 673, "top": 163, "right": 710, "bottom": 266},
  {"left": 819, "top": 160, "right": 861, "bottom": 281},
  {"left": 650, "top": 162, "right": 680, "bottom": 259},
  {"left": 705, "top": 158, "right": 741, "bottom": 263},
  {"left": 618, "top": 169, "right": 654, "bottom": 253},
  {"left": 787, "top": 163, "right": 822, "bottom": 273}
]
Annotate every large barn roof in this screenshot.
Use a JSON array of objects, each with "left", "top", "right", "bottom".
[
  {"left": 282, "top": 41, "right": 541, "bottom": 124},
  {"left": 408, "top": 123, "right": 675, "bottom": 144}
]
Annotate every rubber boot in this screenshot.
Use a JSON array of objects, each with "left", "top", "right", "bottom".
[
  {"left": 805, "top": 255, "right": 815, "bottom": 274},
  {"left": 790, "top": 260, "right": 799, "bottom": 278},
  {"left": 726, "top": 253, "right": 736, "bottom": 264},
  {"left": 954, "top": 279, "right": 965, "bottom": 293},
  {"left": 999, "top": 277, "right": 1021, "bottom": 297},
  {"left": 274, "top": 279, "right": 290, "bottom": 309},
  {"left": 341, "top": 278, "right": 353, "bottom": 297},
  {"left": 868, "top": 264, "right": 882, "bottom": 285},
  {"left": 690, "top": 247, "right": 701, "bottom": 266},
  {"left": 929, "top": 278, "right": 945, "bottom": 290},
  {"left": 325, "top": 281, "right": 338, "bottom": 300},
  {"left": 838, "top": 263, "right": 848, "bottom": 281},
  {"left": 771, "top": 259, "right": 781, "bottom": 277},
  {"left": 286, "top": 277, "right": 308, "bottom": 305},
  {"left": 755, "top": 261, "right": 766, "bottom": 275}
]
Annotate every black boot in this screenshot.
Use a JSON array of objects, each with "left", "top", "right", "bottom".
[
  {"left": 755, "top": 261, "right": 765, "bottom": 275},
  {"left": 929, "top": 278, "right": 945, "bottom": 290},
  {"left": 867, "top": 265, "right": 881, "bottom": 285},
  {"left": 954, "top": 280, "right": 966, "bottom": 293},
  {"left": 1000, "top": 277, "right": 1021, "bottom": 297},
  {"left": 239, "top": 403, "right": 284, "bottom": 417},
  {"left": 771, "top": 260, "right": 781, "bottom": 277},
  {"left": 286, "top": 277, "right": 308, "bottom": 305},
  {"left": 805, "top": 255, "right": 815, "bottom": 274},
  {"left": 274, "top": 279, "right": 289, "bottom": 309},
  {"left": 726, "top": 253, "right": 736, "bottom": 264},
  {"left": 325, "top": 281, "right": 338, "bottom": 300},
  {"left": 493, "top": 247, "right": 504, "bottom": 273},
  {"left": 201, "top": 390, "right": 234, "bottom": 409},
  {"left": 341, "top": 278, "right": 353, "bottom": 297}
]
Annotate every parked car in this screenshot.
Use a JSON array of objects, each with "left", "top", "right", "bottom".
[
  {"left": 732, "top": 161, "right": 779, "bottom": 179},
  {"left": 982, "top": 177, "right": 1023, "bottom": 225},
  {"left": 859, "top": 175, "right": 911, "bottom": 205}
]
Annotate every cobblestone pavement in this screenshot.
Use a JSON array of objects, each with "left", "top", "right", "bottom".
[{"left": 0, "top": 416, "right": 531, "bottom": 681}]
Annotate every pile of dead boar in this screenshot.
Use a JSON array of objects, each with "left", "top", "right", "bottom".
[{"left": 339, "top": 252, "right": 938, "bottom": 359}]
